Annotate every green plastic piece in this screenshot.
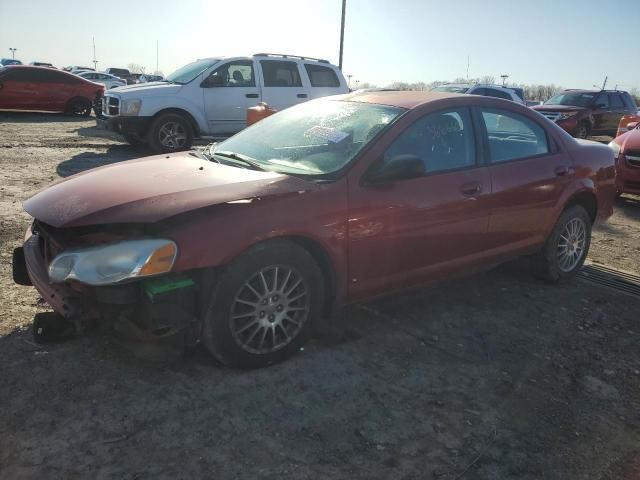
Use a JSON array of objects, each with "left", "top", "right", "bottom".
[{"left": 144, "top": 277, "right": 195, "bottom": 299}]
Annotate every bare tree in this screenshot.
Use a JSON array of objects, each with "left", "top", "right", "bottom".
[
  {"left": 127, "top": 63, "right": 144, "bottom": 73},
  {"left": 479, "top": 75, "right": 496, "bottom": 85}
]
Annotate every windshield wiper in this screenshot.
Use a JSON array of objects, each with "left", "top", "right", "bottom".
[{"left": 214, "top": 150, "right": 266, "bottom": 171}]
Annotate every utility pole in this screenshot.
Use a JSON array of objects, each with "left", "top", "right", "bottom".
[
  {"left": 466, "top": 55, "right": 470, "bottom": 81},
  {"left": 500, "top": 74, "right": 509, "bottom": 86},
  {"left": 156, "top": 40, "right": 159, "bottom": 74},
  {"left": 9, "top": 48, "right": 17, "bottom": 59},
  {"left": 92, "top": 37, "right": 98, "bottom": 71},
  {"left": 338, "top": 0, "right": 346, "bottom": 70},
  {"left": 601, "top": 76, "right": 608, "bottom": 90}
]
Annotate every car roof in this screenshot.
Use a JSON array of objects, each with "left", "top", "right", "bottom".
[{"left": 337, "top": 90, "right": 466, "bottom": 109}]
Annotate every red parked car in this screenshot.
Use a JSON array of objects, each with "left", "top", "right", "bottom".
[
  {"left": 0, "top": 65, "right": 104, "bottom": 116},
  {"left": 12, "top": 92, "right": 616, "bottom": 368},
  {"left": 609, "top": 122, "right": 640, "bottom": 196}
]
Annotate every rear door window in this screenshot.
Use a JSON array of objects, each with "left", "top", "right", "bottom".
[
  {"left": 260, "top": 60, "right": 302, "bottom": 87},
  {"left": 304, "top": 64, "right": 340, "bottom": 87},
  {"left": 481, "top": 109, "right": 549, "bottom": 163},
  {"left": 609, "top": 94, "right": 625, "bottom": 109}
]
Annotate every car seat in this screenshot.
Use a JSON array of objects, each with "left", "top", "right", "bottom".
[{"left": 232, "top": 70, "right": 244, "bottom": 84}]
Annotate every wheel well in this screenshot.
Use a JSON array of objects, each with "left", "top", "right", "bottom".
[
  {"left": 65, "top": 96, "right": 91, "bottom": 109},
  {"left": 151, "top": 108, "right": 200, "bottom": 137},
  {"left": 276, "top": 236, "right": 337, "bottom": 318},
  {"left": 565, "top": 191, "right": 597, "bottom": 223}
]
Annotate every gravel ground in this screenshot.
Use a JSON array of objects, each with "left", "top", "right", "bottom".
[{"left": 1, "top": 112, "right": 639, "bottom": 480}]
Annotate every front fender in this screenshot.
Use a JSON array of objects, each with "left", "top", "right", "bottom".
[{"left": 140, "top": 97, "right": 208, "bottom": 135}]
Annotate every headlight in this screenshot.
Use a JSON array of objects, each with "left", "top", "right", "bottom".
[
  {"left": 120, "top": 99, "right": 142, "bottom": 116},
  {"left": 558, "top": 112, "right": 578, "bottom": 120},
  {"left": 48, "top": 239, "right": 177, "bottom": 286},
  {"left": 608, "top": 141, "right": 621, "bottom": 159}
]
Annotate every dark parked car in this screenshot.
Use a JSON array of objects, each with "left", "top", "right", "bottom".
[
  {"left": 609, "top": 122, "right": 640, "bottom": 196},
  {"left": 104, "top": 67, "right": 134, "bottom": 84},
  {"left": 1, "top": 58, "right": 23, "bottom": 66},
  {"left": 13, "top": 92, "right": 616, "bottom": 368},
  {"left": 29, "top": 61, "right": 55, "bottom": 68},
  {"left": 0, "top": 65, "right": 104, "bottom": 115},
  {"left": 532, "top": 89, "right": 638, "bottom": 138}
]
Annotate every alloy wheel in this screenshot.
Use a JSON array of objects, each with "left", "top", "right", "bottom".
[
  {"left": 230, "top": 265, "right": 309, "bottom": 354},
  {"left": 557, "top": 217, "right": 587, "bottom": 272},
  {"left": 158, "top": 121, "right": 187, "bottom": 150}
]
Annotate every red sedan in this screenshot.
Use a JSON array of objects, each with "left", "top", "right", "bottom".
[
  {"left": 610, "top": 122, "right": 640, "bottom": 196},
  {"left": 13, "top": 92, "right": 616, "bottom": 368},
  {"left": 0, "top": 65, "right": 104, "bottom": 116}
]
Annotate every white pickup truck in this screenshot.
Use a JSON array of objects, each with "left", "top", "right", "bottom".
[{"left": 102, "top": 53, "right": 349, "bottom": 152}]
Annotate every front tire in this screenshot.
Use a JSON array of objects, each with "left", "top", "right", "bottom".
[
  {"left": 575, "top": 121, "right": 590, "bottom": 139},
  {"left": 147, "top": 113, "right": 193, "bottom": 153},
  {"left": 535, "top": 205, "right": 591, "bottom": 283},
  {"left": 202, "top": 240, "right": 325, "bottom": 369}
]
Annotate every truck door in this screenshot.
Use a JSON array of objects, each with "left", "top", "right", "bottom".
[
  {"left": 202, "top": 60, "right": 261, "bottom": 135},
  {"left": 257, "top": 60, "right": 309, "bottom": 111}
]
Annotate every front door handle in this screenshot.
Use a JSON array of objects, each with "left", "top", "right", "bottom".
[
  {"left": 245, "top": 93, "right": 259, "bottom": 98},
  {"left": 554, "top": 166, "right": 570, "bottom": 176},
  {"left": 297, "top": 93, "right": 308, "bottom": 98},
  {"left": 460, "top": 183, "right": 482, "bottom": 196}
]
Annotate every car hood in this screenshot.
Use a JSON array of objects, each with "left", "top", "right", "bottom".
[
  {"left": 532, "top": 104, "right": 585, "bottom": 112},
  {"left": 109, "top": 82, "right": 182, "bottom": 96},
  {"left": 24, "top": 153, "right": 313, "bottom": 228}
]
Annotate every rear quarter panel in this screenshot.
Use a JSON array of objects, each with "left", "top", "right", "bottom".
[{"left": 560, "top": 138, "right": 616, "bottom": 225}]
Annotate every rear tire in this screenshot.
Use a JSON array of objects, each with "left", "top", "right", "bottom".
[
  {"left": 66, "top": 97, "right": 92, "bottom": 117},
  {"left": 202, "top": 240, "right": 324, "bottom": 369},
  {"left": 534, "top": 205, "right": 592, "bottom": 283},
  {"left": 147, "top": 113, "right": 193, "bottom": 153}
]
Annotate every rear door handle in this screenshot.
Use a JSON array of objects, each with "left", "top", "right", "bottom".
[
  {"left": 554, "top": 166, "right": 570, "bottom": 176},
  {"left": 245, "top": 93, "right": 259, "bottom": 98},
  {"left": 460, "top": 183, "right": 482, "bottom": 196},
  {"left": 297, "top": 93, "right": 308, "bottom": 98}
]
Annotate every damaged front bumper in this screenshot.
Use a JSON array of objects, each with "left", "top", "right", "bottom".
[{"left": 16, "top": 229, "right": 204, "bottom": 344}]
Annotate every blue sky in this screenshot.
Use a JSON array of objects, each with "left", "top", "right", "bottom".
[{"left": 1, "top": 0, "right": 638, "bottom": 90}]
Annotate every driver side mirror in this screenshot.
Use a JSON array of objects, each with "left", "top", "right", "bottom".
[
  {"left": 201, "top": 75, "right": 225, "bottom": 88},
  {"left": 366, "top": 154, "right": 424, "bottom": 184}
]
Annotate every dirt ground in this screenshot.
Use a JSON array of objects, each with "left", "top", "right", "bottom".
[{"left": 1, "top": 112, "right": 640, "bottom": 480}]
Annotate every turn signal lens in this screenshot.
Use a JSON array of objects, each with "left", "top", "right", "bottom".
[{"left": 139, "top": 243, "right": 177, "bottom": 276}]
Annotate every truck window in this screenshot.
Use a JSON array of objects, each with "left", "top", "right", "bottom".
[
  {"left": 304, "top": 64, "right": 340, "bottom": 87},
  {"left": 260, "top": 60, "right": 302, "bottom": 87},
  {"left": 484, "top": 88, "right": 512, "bottom": 100},
  {"left": 208, "top": 61, "right": 255, "bottom": 87},
  {"left": 609, "top": 94, "right": 625, "bottom": 109},
  {"left": 595, "top": 93, "right": 609, "bottom": 108}
]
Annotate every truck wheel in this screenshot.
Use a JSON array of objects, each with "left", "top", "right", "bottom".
[
  {"left": 534, "top": 205, "right": 591, "bottom": 283},
  {"left": 202, "top": 240, "right": 324, "bottom": 369},
  {"left": 147, "top": 113, "right": 193, "bottom": 153},
  {"left": 66, "top": 97, "right": 92, "bottom": 117},
  {"left": 576, "top": 122, "right": 590, "bottom": 139}
]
